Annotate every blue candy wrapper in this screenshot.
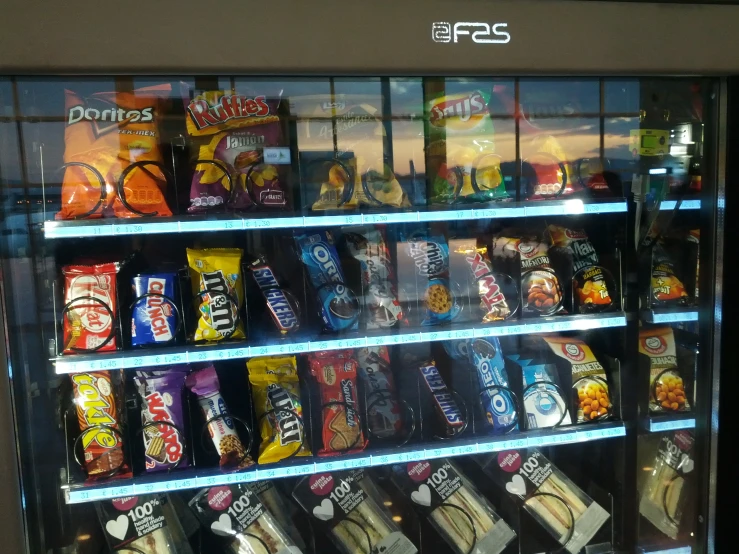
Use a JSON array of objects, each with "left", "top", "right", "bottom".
[
  {"left": 520, "top": 360, "right": 571, "bottom": 428},
  {"left": 131, "top": 273, "right": 178, "bottom": 346},
  {"left": 468, "top": 337, "right": 518, "bottom": 434},
  {"left": 294, "top": 230, "right": 359, "bottom": 332}
]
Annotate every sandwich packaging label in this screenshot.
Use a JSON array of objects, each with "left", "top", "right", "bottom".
[
  {"left": 292, "top": 471, "right": 368, "bottom": 528},
  {"left": 97, "top": 495, "right": 168, "bottom": 549},
  {"left": 190, "top": 484, "right": 265, "bottom": 536},
  {"left": 393, "top": 459, "right": 462, "bottom": 514},
  {"left": 658, "top": 430, "right": 695, "bottom": 474}
]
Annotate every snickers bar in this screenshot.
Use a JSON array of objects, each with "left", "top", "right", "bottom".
[
  {"left": 418, "top": 361, "right": 464, "bottom": 436},
  {"left": 249, "top": 257, "right": 300, "bottom": 334},
  {"left": 131, "top": 273, "right": 178, "bottom": 347}
]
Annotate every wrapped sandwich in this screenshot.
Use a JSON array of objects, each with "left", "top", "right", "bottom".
[
  {"left": 392, "top": 459, "right": 516, "bottom": 554},
  {"left": 639, "top": 431, "right": 694, "bottom": 539},
  {"left": 480, "top": 449, "right": 610, "bottom": 554},
  {"left": 190, "top": 483, "right": 303, "bottom": 554},
  {"left": 293, "top": 470, "right": 417, "bottom": 554}
]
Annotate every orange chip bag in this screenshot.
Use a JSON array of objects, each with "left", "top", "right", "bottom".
[{"left": 57, "top": 84, "right": 172, "bottom": 220}]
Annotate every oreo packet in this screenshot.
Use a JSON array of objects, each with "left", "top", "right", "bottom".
[
  {"left": 135, "top": 368, "right": 189, "bottom": 472},
  {"left": 131, "top": 272, "right": 179, "bottom": 347},
  {"left": 468, "top": 338, "right": 518, "bottom": 434},
  {"left": 294, "top": 230, "right": 359, "bottom": 332},
  {"left": 398, "top": 231, "right": 460, "bottom": 326},
  {"left": 344, "top": 226, "right": 403, "bottom": 329}
]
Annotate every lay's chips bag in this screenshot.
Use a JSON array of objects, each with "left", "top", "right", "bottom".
[
  {"left": 425, "top": 85, "right": 508, "bottom": 204},
  {"left": 58, "top": 84, "right": 172, "bottom": 220},
  {"left": 187, "top": 248, "right": 245, "bottom": 341},
  {"left": 183, "top": 86, "right": 288, "bottom": 211}
]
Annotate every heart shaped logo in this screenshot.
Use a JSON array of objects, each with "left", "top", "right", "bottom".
[
  {"left": 211, "top": 513, "right": 233, "bottom": 537},
  {"left": 312, "top": 498, "right": 334, "bottom": 521},
  {"left": 681, "top": 455, "right": 695, "bottom": 474},
  {"left": 105, "top": 514, "right": 129, "bottom": 541},
  {"left": 410, "top": 483, "right": 432, "bottom": 507},
  {"left": 506, "top": 474, "right": 526, "bottom": 496}
]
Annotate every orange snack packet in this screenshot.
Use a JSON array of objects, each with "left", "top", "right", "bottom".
[{"left": 57, "top": 84, "right": 172, "bottom": 220}]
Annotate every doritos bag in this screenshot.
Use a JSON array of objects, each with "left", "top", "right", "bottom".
[
  {"left": 57, "top": 85, "right": 172, "bottom": 220},
  {"left": 183, "top": 87, "right": 288, "bottom": 211}
]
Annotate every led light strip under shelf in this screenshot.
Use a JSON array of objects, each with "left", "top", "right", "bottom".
[
  {"left": 54, "top": 314, "right": 627, "bottom": 374},
  {"left": 43, "top": 200, "right": 628, "bottom": 239},
  {"left": 63, "top": 422, "right": 626, "bottom": 504}
]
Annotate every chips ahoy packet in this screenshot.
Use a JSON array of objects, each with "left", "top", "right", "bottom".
[
  {"left": 294, "top": 230, "right": 359, "bottom": 332},
  {"left": 131, "top": 272, "right": 178, "bottom": 347}
]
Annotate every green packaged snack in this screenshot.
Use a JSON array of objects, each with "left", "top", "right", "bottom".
[{"left": 425, "top": 88, "right": 507, "bottom": 204}]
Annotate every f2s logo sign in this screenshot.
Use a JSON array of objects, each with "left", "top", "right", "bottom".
[{"left": 432, "top": 21, "right": 511, "bottom": 44}]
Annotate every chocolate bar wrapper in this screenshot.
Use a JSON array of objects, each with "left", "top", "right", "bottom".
[
  {"left": 183, "top": 86, "right": 288, "bottom": 211},
  {"left": 469, "top": 338, "right": 518, "bottom": 433},
  {"left": 131, "top": 272, "right": 178, "bottom": 347},
  {"left": 309, "top": 351, "right": 367, "bottom": 456},
  {"left": 451, "top": 237, "right": 512, "bottom": 322},
  {"left": 71, "top": 370, "right": 131, "bottom": 479},
  {"left": 548, "top": 225, "right": 613, "bottom": 313},
  {"left": 492, "top": 233, "right": 565, "bottom": 317},
  {"left": 186, "top": 365, "right": 253, "bottom": 469},
  {"left": 541, "top": 336, "right": 612, "bottom": 423},
  {"left": 247, "top": 356, "right": 312, "bottom": 463},
  {"left": 249, "top": 257, "right": 300, "bottom": 335},
  {"left": 398, "top": 232, "right": 461, "bottom": 326},
  {"left": 418, "top": 361, "right": 464, "bottom": 437},
  {"left": 187, "top": 248, "right": 246, "bottom": 341},
  {"left": 639, "top": 327, "right": 690, "bottom": 413},
  {"left": 356, "top": 346, "right": 403, "bottom": 439},
  {"left": 63, "top": 262, "right": 120, "bottom": 353},
  {"left": 344, "top": 226, "right": 404, "bottom": 329},
  {"left": 135, "top": 368, "right": 189, "bottom": 472},
  {"left": 295, "top": 230, "right": 359, "bottom": 332}
]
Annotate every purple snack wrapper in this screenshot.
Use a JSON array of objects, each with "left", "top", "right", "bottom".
[{"left": 135, "top": 368, "right": 189, "bottom": 472}]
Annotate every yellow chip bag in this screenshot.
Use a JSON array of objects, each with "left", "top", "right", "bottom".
[
  {"left": 247, "top": 356, "right": 311, "bottom": 464},
  {"left": 187, "top": 248, "right": 245, "bottom": 341}
]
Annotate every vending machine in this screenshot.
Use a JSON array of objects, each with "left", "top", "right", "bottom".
[{"left": 0, "top": 1, "right": 731, "bottom": 553}]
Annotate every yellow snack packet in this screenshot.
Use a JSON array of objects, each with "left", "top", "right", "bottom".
[
  {"left": 187, "top": 248, "right": 245, "bottom": 341},
  {"left": 247, "top": 356, "right": 312, "bottom": 463}
]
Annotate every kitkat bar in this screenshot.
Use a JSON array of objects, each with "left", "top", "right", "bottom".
[
  {"left": 62, "top": 262, "right": 120, "bottom": 354},
  {"left": 309, "top": 351, "right": 367, "bottom": 456},
  {"left": 71, "top": 371, "right": 131, "bottom": 479}
]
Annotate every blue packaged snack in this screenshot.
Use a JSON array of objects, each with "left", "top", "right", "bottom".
[
  {"left": 131, "top": 273, "right": 178, "bottom": 347},
  {"left": 443, "top": 339, "right": 471, "bottom": 360},
  {"left": 294, "top": 230, "right": 359, "bottom": 332},
  {"left": 469, "top": 337, "right": 518, "bottom": 434},
  {"left": 520, "top": 360, "right": 571, "bottom": 429}
]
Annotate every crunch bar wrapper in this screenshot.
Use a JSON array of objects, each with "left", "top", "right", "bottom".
[
  {"left": 247, "top": 356, "right": 312, "bottom": 464},
  {"left": 63, "top": 262, "right": 120, "bottom": 354},
  {"left": 541, "top": 336, "right": 612, "bottom": 423},
  {"left": 187, "top": 365, "right": 254, "bottom": 469},
  {"left": 135, "top": 369, "right": 189, "bottom": 472},
  {"left": 71, "top": 370, "right": 131, "bottom": 479},
  {"left": 548, "top": 225, "right": 613, "bottom": 313},
  {"left": 481, "top": 449, "right": 610, "bottom": 554},
  {"left": 58, "top": 84, "right": 172, "bottom": 220},
  {"left": 184, "top": 87, "right": 288, "bottom": 211},
  {"left": 308, "top": 351, "right": 367, "bottom": 456},
  {"left": 425, "top": 87, "right": 507, "bottom": 204},
  {"left": 392, "top": 458, "right": 516, "bottom": 554},
  {"left": 639, "top": 431, "right": 695, "bottom": 539},
  {"left": 187, "top": 248, "right": 246, "bottom": 342},
  {"left": 639, "top": 327, "right": 690, "bottom": 413},
  {"left": 294, "top": 230, "right": 359, "bottom": 332},
  {"left": 344, "top": 226, "right": 403, "bottom": 329},
  {"left": 131, "top": 272, "right": 178, "bottom": 347},
  {"left": 492, "top": 233, "right": 565, "bottom": 317},
  {"left": 356, "top": 346, "right": 403, "bottom": 439}
]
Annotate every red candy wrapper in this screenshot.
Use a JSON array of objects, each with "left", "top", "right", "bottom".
[
  {"left": 309, "top": 351, "right": 368, "bottom": 456},
  {"left": 63, "top": 262, "right": 120, "bottom": 354}
]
